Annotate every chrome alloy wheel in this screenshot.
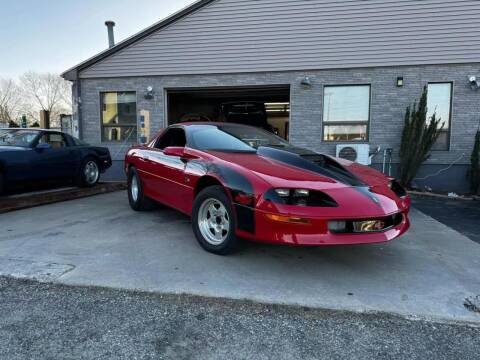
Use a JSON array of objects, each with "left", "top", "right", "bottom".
[
  {"left": 198, "top": 198, "right": 230, "bottom": 245},
  {"left": 131, "top": 175, "right": 139, "bottom": 202},
  {"left": 84, "top": 161, "right": 99, "bottom": 185}
]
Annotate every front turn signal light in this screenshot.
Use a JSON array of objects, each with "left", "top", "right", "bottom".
[{"left": 265, "top": 213, "right": 310, "bottom": 224}]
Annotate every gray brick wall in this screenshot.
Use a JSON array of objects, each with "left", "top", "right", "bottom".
[{"left": 79, "top": 63, "right": 480, "bottom": 192}]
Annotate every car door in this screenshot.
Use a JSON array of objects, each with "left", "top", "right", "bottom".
[
  {"left": 139, "top": 127, "right": 192, "bottom": 213},
  {"left": 33, "top": 132, "right": 77, "bottom": 179}
]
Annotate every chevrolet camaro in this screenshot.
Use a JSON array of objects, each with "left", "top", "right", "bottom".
[{"left": 125, "top": 123, "right": 410, "bottom": 255}]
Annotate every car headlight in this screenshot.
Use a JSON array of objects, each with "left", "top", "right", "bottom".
[
  {"left": 274, "top": 188, "right": 292, "bottom": 197},
  {"left": 274, "top": 188, "right": 310, "bottom": 206},
  {"left": 267, "top": 188, "right": 337, "bottom": 207}
]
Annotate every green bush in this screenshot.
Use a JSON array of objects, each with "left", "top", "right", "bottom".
[
  {"left": 470, "top": 130, "right": 480, "bottom": 195},
  {"left": 399, "top": 86, "right": 443, "bottom": 188}
]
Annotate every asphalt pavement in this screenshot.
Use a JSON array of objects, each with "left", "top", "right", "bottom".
[
  {"left": 1, "top": 191, "right": 480, "bottom": 323},
  {"left": 411, "top": 195, "right": 480, "bottom": 244},
  {"left": 1, "top": 277, "right": 479, "bottom": 360}
]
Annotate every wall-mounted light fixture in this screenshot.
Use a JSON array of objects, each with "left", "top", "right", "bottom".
[
  {"left": 396, "top": 76, "right": 404, "bottom": 87},
  {"left": 301, "top": 76, "right": 312, "bottom": 87},
  {"left": 468, "top": 76, "right": 480, "bottom": 90},
  {"left": 144, "top": 86, "right": 155, "bottom": 99}
]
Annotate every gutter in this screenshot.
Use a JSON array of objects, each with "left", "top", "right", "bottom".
[{"left": 70, "top": 70, "right": 83, "bottom": 139}]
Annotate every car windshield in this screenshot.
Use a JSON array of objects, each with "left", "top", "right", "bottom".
[
  {"left": 188, "top": 125, "right": 289, "bottom": 152},
  {"left": 71, "top": 136, "right": 89, "bottom": 146},
  {"left": 0, "top": 129, "right": 39, "bottom": 147}
]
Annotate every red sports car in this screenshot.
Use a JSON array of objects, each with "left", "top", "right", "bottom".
[{"left": 125, "top": 123, "right": 410, "bottom": 255}]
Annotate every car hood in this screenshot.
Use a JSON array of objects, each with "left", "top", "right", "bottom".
[
  {"left": 208, "top": 146, "right": 386, "bottom": 190},
  {"left": 207, "top": 146, "right": 405, "bottom": 217}
]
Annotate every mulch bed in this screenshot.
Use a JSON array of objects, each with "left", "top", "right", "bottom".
[{"left": 0, "top": 182, "right": 127, "bottom": 214}]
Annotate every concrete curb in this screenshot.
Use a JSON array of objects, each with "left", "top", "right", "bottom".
[{"left": 0, "top": 182, "right": 127, "bottom": 214}]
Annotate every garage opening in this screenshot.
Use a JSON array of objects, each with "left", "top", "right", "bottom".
[{"left": 167, "top": 85, "right": 290, "bottom": 140}]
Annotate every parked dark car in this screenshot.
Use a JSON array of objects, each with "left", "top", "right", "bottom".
[{"left": 0, "top": 128, "right": 112, "bottom": 195}]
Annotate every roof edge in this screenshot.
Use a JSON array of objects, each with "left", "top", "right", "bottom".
[{"left": 61, "top": 0, "right": 216, "bottom": 81}]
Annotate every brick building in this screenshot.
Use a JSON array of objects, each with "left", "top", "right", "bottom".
[{"left": 62, "top": 0, "right": 480, "bottom": 192}]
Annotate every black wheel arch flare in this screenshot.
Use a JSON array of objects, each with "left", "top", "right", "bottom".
[{"left": 190, "top": 160, "right": 257, "bottom": 234}]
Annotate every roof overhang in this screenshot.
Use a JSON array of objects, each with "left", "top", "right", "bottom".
[{"left": 61, "top": 0, "right": 216, "bottom": 81}]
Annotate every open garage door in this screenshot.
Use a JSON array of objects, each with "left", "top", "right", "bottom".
[{"left": 167, "top": 85, "right": 290, "bottom": 140}]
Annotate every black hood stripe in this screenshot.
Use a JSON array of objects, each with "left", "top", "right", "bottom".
[
  {"left": 257, "top": 146, "right": 365, "bottom": 187},
  {"left": 256, "top": 146, "right": 385, "bottom": 207}
]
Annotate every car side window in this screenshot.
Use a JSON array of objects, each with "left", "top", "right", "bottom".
[
  {"left": 38, "top": 133, "right": 68, "bottom": 149},
  {"left": 155, "top": 128, "right": 186, "bottom": 150}
]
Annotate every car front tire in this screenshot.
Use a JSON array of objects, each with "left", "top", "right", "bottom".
[
  {"left": 192, "top": 185, "right": 242, "bottom": 255},
  {"left": 127, "top": 167, "right": 155, "bottom": 211}
]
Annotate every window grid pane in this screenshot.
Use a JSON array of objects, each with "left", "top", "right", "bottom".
[
  {"left": 323, "top": 85, "right": 370, "bottom": 142},
  {"left": 101, "top": 92, "right": 137, "bottom": 142},
  {"left": 427, "top": 83, "right": 452, "bottom": 151},
  {"left": 324, "top": 124, "right": 368, "bottom": 142}
]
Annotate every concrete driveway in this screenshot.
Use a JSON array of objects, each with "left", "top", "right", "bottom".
[{"left": 0, "top": 191, "right": 479, "bottom": 323}]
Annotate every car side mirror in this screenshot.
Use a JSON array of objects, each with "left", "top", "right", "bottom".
[
  {"left": 163, "top": 146, "right": 185, "bottom": 157},
  {"left": 35, "top": 142, "right": 51, "bottom": 151}
]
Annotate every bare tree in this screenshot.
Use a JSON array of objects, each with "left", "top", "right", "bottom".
[
  {"left": 19, "top": 72, "right": 72, "bottom": 127},
  {"left": 0, "top": 78, "right": 22, "bottom": 122}
]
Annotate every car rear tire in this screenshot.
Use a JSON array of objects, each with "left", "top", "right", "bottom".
[
  {"left": 128, "top": 167, "right": 156, "bottom": 211},
  {"left": 192, "top": 185, "right": 242, "bottom": 255},
  {"left": 77, "top": 157, "right": 100, "bottom": 187}
]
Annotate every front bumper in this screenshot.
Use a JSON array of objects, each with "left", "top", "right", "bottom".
[
  {"left": 238, "top": 208, "right": 410, "bottom": 246},
  {"left": 99, "top": 155, "right": 112, "bottom": 172}
]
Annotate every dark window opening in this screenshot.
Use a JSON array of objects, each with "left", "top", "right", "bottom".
[
  {"left": 38, "top": 132, "right": 68, "bottom": 149},
  {"left": 155, "top": 127, "right": 187, "bottom": 150}
]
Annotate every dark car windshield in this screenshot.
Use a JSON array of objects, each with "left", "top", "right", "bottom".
[
  {"left": 0, "top": 129, "right": 39, "bottom": 147},
  {"left": 71, "top": 136, "right": 89, "bottom": 146},
  {"left": 188, "top": 125, "right": 289, "bottom": 152}
]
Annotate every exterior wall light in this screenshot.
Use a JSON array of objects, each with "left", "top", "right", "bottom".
[
  {"left": 144, "top": 86, "right": 155, "bottom": 99},
  {"left": 301, "top": 76, "right": 312, "bottom": 87},
  {"left": 468, "top": 76, "right": 480, "bottom": 90},
  {"left": 396, "top": 77, "right": 404, "bottom": 87}
]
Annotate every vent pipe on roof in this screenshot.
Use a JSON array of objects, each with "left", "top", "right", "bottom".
[{"left": 105, "top": 21, "right": 116, "bottom": 48}]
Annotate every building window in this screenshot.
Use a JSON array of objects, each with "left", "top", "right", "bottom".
[
  {"left": 323, "top": 85, "right": 370, "bottom": 142},
  {"left": 427, "top": 83, "right": 452, "bottom": 151},
  {"left": 101, "top": 92, "right": 137, "bottom": 142}
]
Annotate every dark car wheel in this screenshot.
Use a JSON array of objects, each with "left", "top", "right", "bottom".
[
  {"left": 77, "top": 157, "right": 100, "bottom": 187},
  {"left": 192, "top": 185, "right": 242, "bottom": 255},
  {"left": 128, "top": 167, "right": 156, "bottom": 211}
]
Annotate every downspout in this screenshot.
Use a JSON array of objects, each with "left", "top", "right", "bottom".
[{"left": 74, "top": 71, "right": 83, "bottom": 140}]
